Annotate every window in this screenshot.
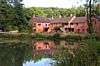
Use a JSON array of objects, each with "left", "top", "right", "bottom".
[
  {"left": 71, "top": 28, "right": 74, "bottom": 32},
  {"left": 82, "top": 29, "right": 84, "bottom": 32},
  {"left": 70, "top": 23, "right": 73, "bottom": 25},
  {"left": 66, "top": 23, "right": 68, "bottom": 25},
  {"left": 44, "top": 42, "right": 49, "bottom": 48},
  {"left": 48, "top": 24, "right": 50, "bottom": 26},
  {"left": 78, "top": 29, "right": 80, "bottom": 32},
  {"left": 38, "top": 47, "right": 41, "bottom": 49},
  {"left": 63, "top": 23, "right": 68, "bottom": 25},
  {"left": 45, "top": 24, "right": 47, "bottom": 26},
  {"left": 65, "top": 28, "right": 67, "bottom": 30},
  {"left": 44, "top": 42, "right": 49, "bottom": 45},
  {"left": 76, "top": 23, "right": 78, "bottom": 25},
  {"left": 38, "top": 24, "right": 41, "bottom": 26}
]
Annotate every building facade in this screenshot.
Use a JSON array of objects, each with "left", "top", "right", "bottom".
[{"left": 32, "top": 16, "right": 100, "bottom": 33}]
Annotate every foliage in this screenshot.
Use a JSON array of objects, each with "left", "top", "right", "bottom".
[
  {"left": 0, "top": 0, "right": 13, "bottom": 31},
  {"left": 0, "top": 0, "right": 29, "bottom": 32},
  {"left": 53, "top": 33, "right": 60, "bottom": 39},
  {"left": 54, "top": 40, "right": 99, "bottom": 66},
  {"left": 76, "top": 6, "right": 86, "bottom": 16},
  {"left": 63, "top": 35, "right": 81, "bottom": 41},
  {"left": 92, "top": 3, "right": 100, "bottom": 15},
  {"left": 0, "top": 33, "right": 100, "bottom": 42},
  {"left": 24, "top": 7, "right": 86, "bottom": 19}
]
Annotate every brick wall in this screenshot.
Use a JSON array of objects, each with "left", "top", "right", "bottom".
[{"left": 74, "top": 22, "right": 88, "bottom": 33}]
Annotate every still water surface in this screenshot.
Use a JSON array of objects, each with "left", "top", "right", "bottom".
[
  {"left": 23, "top": 58, "right": 54, "bottom": 66},
  {"left": 0, "top": 40, "right": 82, "bottom": 66}
]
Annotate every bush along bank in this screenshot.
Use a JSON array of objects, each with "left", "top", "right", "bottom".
[{"left": 0, "top": 33, "right": 100, "bottom": 41}]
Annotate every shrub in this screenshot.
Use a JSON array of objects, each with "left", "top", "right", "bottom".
[
  {"left": 53, "top": 33, "right": 60, "bottom": 39},
  {"left": 64, "top": 35, "right": 81, "bottom": 41}
]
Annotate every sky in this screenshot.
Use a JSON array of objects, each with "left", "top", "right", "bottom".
[{"left": 22, "top": 0, "right": 86, "bottom": 8}]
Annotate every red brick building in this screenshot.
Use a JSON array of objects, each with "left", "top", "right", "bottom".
[
  {"left": 71, "top": 17, "right": 88, "bottom": 33},
  {"left": 91, "top": 16, "right": 100, "bottom": 33},
  {"left": 32, "top": 16, "right": 100, "bottom": 33}
]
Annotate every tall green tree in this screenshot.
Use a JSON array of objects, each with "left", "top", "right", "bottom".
[
  {"left": 0, "top": 0, "right": 12, "bottom": 31},
  {"left": 9, "top": 0, "right": 27, "bottom": 32},
  {"left": 0, "top": 0, "right": 28, "bottom": 32}
]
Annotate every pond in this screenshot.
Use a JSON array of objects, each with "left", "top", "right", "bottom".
[
  {"left": 0, "top": 40, "right": 99, "bottom": 66},
  {"left": 23, "top": 58, "right": 54, "bottom": 66}
]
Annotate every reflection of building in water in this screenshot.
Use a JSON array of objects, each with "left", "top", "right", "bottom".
[
  {"left": 32, "top": 40, "right": 79, "bottom": 52},
  {"left": 32, "top": 41, "right": 61, "bottom": 58},
  {"left": 60, "top": 40, "right": 78, "bottom": 50},
  {"left": 33, "top": 41, "right": 56, "bottom": 50},
  {"left": 32, "top": 40, "right": 79, "bottom": 51},
  {"left": 60, "top": 41, "right": 79, "bottom": 56},
  {"left": 32, "top": 40, "right": 80, "bottom": 58}
]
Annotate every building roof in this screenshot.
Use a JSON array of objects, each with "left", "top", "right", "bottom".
[
  {"left": 32, "top": 16, "right": 90, "bottom": 23},
  {"left": 52, "top": 17, "right": 71, "bottom": 23},
  {"left": 72, "top": 17, "right": 87, "bottom": 23},
  {"left": 94, "top": 16, "right": 100, "bottom": 21},
  {"left": 32, "top": 18, "right": 50, "bottom": 22},
  {"left": 32, "top": 17, "right": 70, "bottom": 23}
]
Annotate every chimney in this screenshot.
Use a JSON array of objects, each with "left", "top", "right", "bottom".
[{"left": 69, "top": 16, "right": 76, "bottom": 24}]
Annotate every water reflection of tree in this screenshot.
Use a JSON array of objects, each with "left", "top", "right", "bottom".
[
  {"left": 53, "top": 39, "right": 60, "bottom": 45},
  {"left": 0, "top": 42, "right": 32, "bottom": 66},
  {"left": 53, "top": 41, "right": 99, "bottom": 66}
]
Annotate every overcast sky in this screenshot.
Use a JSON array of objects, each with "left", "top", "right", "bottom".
[{"left": 22, "top": 0, "right": 86, "bottom": 8}]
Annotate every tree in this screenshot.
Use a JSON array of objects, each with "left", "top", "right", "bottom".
[
  {"left": 44, "top": 8, "right": 55, "bottom": 18},
  {"left": 24, "top": 8, "right": 34, "bottom": 21},
  {"left": 76, "top": 6, "right": 86, "bottom": 16},
  {"left": 92, "top": 3, "right": 100, "bottom": 15},
  {"left": 10, "top": 0, "right": 27, "bottom": 32},
  {"left": 0, "top": 0, "right": 12, "bottom": 31},
  {"left": 0, "top": 0, "right": 28, "bottom": 32}
]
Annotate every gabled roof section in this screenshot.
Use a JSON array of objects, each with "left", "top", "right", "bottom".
[
  {"left": 32, "top": 17, "right": 50, "bottom": 22},
  {"left": 94, "top": 16, "right": 100, "bottom": 21},
  {"left": 51, "top": 17, "right": 70, "bottom": 23},
  {"left": 72, "top": 17, "right": 87, "bottom": 23},
  {"left": 32, "top": 17, "right": 70, "bottom": 23}
]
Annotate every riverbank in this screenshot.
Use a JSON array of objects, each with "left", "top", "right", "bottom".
[{"left": 0, "top": 32, "right": 100, "bottom": 41}]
